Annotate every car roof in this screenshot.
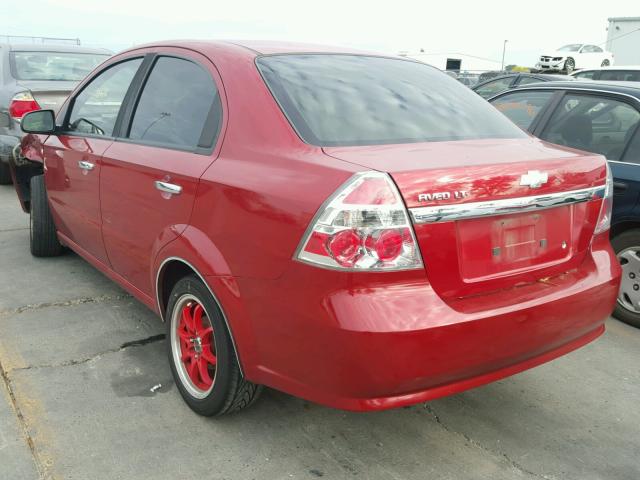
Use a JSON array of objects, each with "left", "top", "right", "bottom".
[
  {"left": 0, "top": 43, "right": 112, "bottom": 55},
  {"left": 498, "top": 80, "right": 640, "bottom": 98},
  {"left": 574, "top": 65, "right": 640, "bottom": 72}
]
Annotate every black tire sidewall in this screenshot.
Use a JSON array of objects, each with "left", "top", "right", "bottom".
[
  {"left": 166, "top": 275, "right": 238, "bottom": 416},
  {"left": 611, "top": 230, "right": 640, "bottom": 328}
]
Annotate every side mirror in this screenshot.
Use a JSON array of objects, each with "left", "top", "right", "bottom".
[
  {"left": 0, "top": 112, "right": 9, "bottom": 128},
  {"left": 21, "top": 110, "right": 56, "bottom": 134}
]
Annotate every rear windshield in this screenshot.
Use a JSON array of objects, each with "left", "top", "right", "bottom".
[
  {"left": 257, "top": 54, "right": 526, "bottom": 146},
  {"left": 10, "top": 51, "right": 109, "bottom": 81}
]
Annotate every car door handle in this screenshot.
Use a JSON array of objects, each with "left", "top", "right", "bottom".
[
  {"left": 78, "top": 161, "right": 95, "bottom": 171},
  {"left": 155, "top": 181, "right": 182, "bottom": 196}
]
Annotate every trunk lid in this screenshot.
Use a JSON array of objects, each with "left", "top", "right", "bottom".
[
  {"left": 17, "top": 80, "right": 77, "bottom": 113},
  {"left": 324, "top": 138, "right": 607, "bottom": 300}
]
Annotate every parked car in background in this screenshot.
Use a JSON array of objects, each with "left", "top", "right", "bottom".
[
  {"left": 489, "top": 81, "right": 640, "bottom": 327},
  {"left": 12, "top": 40, "right": 620, "bottom": 416},
  {"left": 571, "top": 65, "right": 640, "bottom": 82},
  {"left": 0, "top": 43, "right": 110, "bottom": 184},
  {"left": 473, "top": 73, "right": 569, "bottom": 99},
  {"left": 536, "top": 44, "right": 614, "bottom": 74}
]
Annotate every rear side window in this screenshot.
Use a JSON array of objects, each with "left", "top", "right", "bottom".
[
  {"left": 128, "top": 56, "right": 221, "bottom": 149},
  {"left": 490, "top": 90, "right": 555, "bottom": 130},
  {"left": 517, "top": 76, "right": 544, "bottom": 86},
  {"left": 623, "top": 125, "right": 640, "bottom": 163},
  {"left": 10, "top": 51, "right": 109, "bottom": 81},
  {"left": 67, "top": 58, "right": 142, "bottom": 136},
  {"left": 540, "top": 94, "right": 640, "bottom": 161},
  {"left": 599, "top": 70, "right": 640, "bottom": 82},
  {"left": 257, "top": 55, "right": 525, "bottom": 147},
  {"left": 573, "top": 71, "right": 597, "bottom": 80}
]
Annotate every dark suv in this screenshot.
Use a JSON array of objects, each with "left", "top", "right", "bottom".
[
  {"left": 0, "top": 43, "right": 110, "bottom": 183},
  {"left": 488, "top": 81, "right": 640, "bottom": 327}
]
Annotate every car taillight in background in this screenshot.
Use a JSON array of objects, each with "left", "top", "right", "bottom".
[
  {"left": 9, "top": 92, "right": 41, "bottom": 119},
  {"left": 295, "top": 171, "right": 422, "bottom": 271},
  {"left": 594, "top": 162, "right": 613, "bottom": 234}
]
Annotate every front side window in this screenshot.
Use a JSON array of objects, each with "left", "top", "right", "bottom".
[
  {"left": 490, "top": 90, "right": 555, "bottom": 130},
  {"left": 540, "top": 94, "right": 640, "bottom": 160},
  {"left": 67, "top": 58, "right": 142, "bottom": 136},
  {"left": 558, "top": 44, "right": 582, "bottom": 52},
  {"left": 257, "top": 55, "right": 525, "bottom": 147},
  {"left": 474, "top": 77, "right": 515, "bottom": 99},
  {"left": 128, "top": 56, "right": 221, "bottom": 149},
  {"left": 10, "top": 51, "right": 110, "bottom": 81}
]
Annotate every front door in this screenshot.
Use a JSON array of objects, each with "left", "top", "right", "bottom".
[
  {"left": 45, "top": 57, "right": 144, "bottom": 264},
  {"left": 100, "top": 51, "right": 225, "bottom": 296}
]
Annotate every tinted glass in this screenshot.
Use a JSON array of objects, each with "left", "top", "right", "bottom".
[
  {"left": 11, "top": 51, "right": 109, "bottom": 81},
  {"left": 622, "top": 126, "right": 640, "bottom": 164},
  {"left": 573, "top": 71, "right": 596, "bottom": 80},
  {"left": 67, "top": 58, "right": 142, "bottom": 136},
  {"left": 517, "top": 76, "right": 545, "bottom": 86},
  {"left": 475, "top": 77, "right": 514, "bottom": 99},
  {"left": 129, "top": 57, "right": 220, "bottom": 149},
  {"left": 599, "top": 70, "right": 640, "bottom": 82},
  {"left": 540, "top": 94, "right": 640, "bottom": 161},
  {"left": 491, "top": 90, "right": 555, "bottom": 130},
  {"left": 559, "top": 44, "right": 582, "bottom": 52},
  {"left": 258, "top": 55, "right": 525, "bottom": 146}
]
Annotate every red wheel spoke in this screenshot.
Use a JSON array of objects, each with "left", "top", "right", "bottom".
[
  {"left": 197, "top": 357, "right": 213, "bottom": 387},
  {"left": 181, "top": 349, "right": 194, "bottom": 363},
  {"left": 200, "top": 326, "right": 213, "bottom": 341},
  {"left": 181, "top": 305, "right": 195, "bottom": 333},
  {"left": 192, "top": 304, "right": 204, "bottom": 333},
  {"left": 186, "top": 355, "right": 199, "bottom": 382},
  {"left": 177, "top": 326, "right": 191, "bottom": 342},
  {"left": 201, "top": 347, "right": 217, "bottom": 366}
]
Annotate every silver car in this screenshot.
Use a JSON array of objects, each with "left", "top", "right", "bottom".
[{"left": 0, "top": 43, "right": 110, "bottom": 183}]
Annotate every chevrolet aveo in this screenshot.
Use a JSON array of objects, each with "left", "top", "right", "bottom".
[{"left": 12, "top": 41, "right": 621, "bottom": 416}]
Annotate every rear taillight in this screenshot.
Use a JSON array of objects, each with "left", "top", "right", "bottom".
[
  {"left": 594, "top": 162, "right": 613, "bottom": 234},
  {"left": 295, "top": 171, "right": 423, "bottom": 271},
  {"left": 9, "top": 92, "right": 41, "bottom": 119}
]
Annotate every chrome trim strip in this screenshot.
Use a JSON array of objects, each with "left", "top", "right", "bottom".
[
  {"left": 410, "top": 186, "right": 605, "bottom": 224},
  {"left": 155, "top": 256, "right": 244, "bottom": 376}
]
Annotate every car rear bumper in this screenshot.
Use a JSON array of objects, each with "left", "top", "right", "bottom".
[{"left": 227, "top": 233, "right": 620, "bottom": 411}]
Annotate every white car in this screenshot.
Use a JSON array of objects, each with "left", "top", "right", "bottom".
[
  {"left": 536, "top": 44, "right": 614, "bottom": 74},
  {"left": 571, "top": 65, "right": 640, "bottom": 82}
]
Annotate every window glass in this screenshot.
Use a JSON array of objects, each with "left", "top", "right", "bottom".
[
  {"left": 257, "top": 55, "right": 525, "bottom": 147},
  {"left": 517, "top": 76, "right": 544, "bottom": 86},
  {"left": 599, "top": 70, "right": 640, "bottom": 82},
  {"left": 622, "top": 125, "right": 640, "bottom": 164},
  {"left": 592, "top": 46, "right": 603, "bottom": 53},
  {"left": 490, "top": 90, "right": 555, "bottom": 130},
  {"left": 474, "top": 77, "right": 514, "bottom": 99},
  {"left": 129, "top": 57, "right": 220, "bottom": 149},
  {"left": 540, "top": 94, "right": 640, "bottom": 160},
  {"left": 573, "top": 70, "right": 596, "bottom": 80},
  {"left": 67, "top": 58, "right": 142, "bottom": 136},
  {"left": 559, "top": 44, "right": 582, "bottom": 52},
  {"left": 11, "top": 51, "right": 109, "bottom": 81}
]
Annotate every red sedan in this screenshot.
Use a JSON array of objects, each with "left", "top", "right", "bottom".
[{"left": 13, "top": 41, "right": 620, "bottom": 416}]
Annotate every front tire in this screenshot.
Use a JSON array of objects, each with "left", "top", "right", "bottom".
[
  {"left": 612, "top": 230, "right": 640, "bottom": 328},
  {"left": 29, "top": 175, "right": 62, "bottom": 257},
  {"left": 564, "top": 57, "right": 575, "bottom": 74},
  {"left": 166, "top": 275, "right": 262, "bottom": 415},
  {"left": 0, "top": 161, "right": 11, "bottom": 185}
]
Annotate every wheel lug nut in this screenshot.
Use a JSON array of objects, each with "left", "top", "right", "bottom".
[
  {"left": 631, "top": 273, "right": 636, "bottom": 279},
  {"left": 634, "top": 284, "right": 639, "bottom": 291}
]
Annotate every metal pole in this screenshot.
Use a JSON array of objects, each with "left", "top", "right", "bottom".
[{"left": 501, "top": 40, "right": 508, "bottom": 71}]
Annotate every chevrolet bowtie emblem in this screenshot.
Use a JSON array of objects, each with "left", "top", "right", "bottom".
[{"left": 520, "top": 170, "right": 548, "bottom": 188}]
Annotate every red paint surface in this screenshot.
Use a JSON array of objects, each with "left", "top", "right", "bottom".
[{"left": 25, "top": 41, "right": 621, "bottom": 411}]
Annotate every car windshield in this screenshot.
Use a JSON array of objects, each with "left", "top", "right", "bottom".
[
  {"left": 558, "top": 44, "right": 582, "bottom": 52},
  {"left": 10, "top": 51, "right": 110, "bottom": 81},
  {"left": 257, "top": 54, "right": 526, "bottom": 147}
]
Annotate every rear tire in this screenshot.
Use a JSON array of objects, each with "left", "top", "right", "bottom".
[
  {"left": 612, "top": 230, "right": 640, "bottom": 328},
  {"left": 29, "top": 175, "right": 62, "bottom": 257},
  {"left": 601, "top": 59, "right": 610, "bottom": 67},
  {"left": 166, "top": 275, "right": 262, "bottom": 416},
  {"left": 0, "top": 161, "right": 11, "bottom": 185}
]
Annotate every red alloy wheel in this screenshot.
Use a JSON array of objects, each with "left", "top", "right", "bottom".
[{"left": 177, "top": 300, "right": 217, "bottom": 392}]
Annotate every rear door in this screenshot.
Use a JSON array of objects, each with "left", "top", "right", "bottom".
[
  {"left": 44, "top": 57, "right": 143, "bottom": 264},
  {"left": 100, "top": 49, "right": 225, "bottom": 296}
]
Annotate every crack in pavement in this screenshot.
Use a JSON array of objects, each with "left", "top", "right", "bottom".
[
  {"left": 0, "top": 293, "right": 133, "bottom": 318},
  {"left": 422, "top": 404, "right": 553, "bottom": 480},
  {"left": 0, "top": 358, "right": 49, "bottom": 479},
  {"left": 8, "top": 334, "right": 166, "bottom": 373}
]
